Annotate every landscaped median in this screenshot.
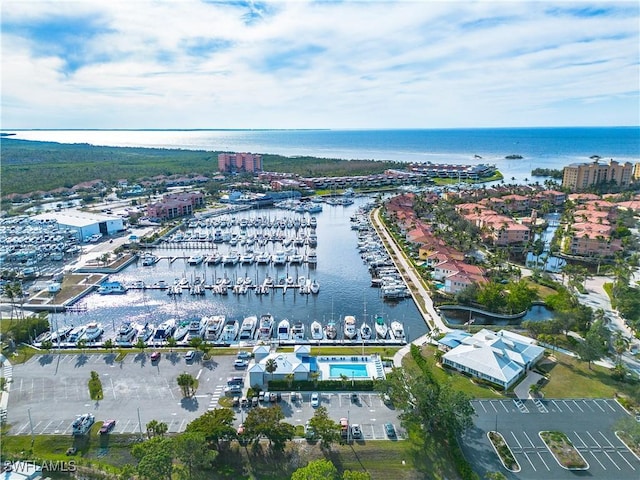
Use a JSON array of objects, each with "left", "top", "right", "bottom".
[
  {"left": 539, "top": 431, "right": 588, "bottom": 470},
  {"left": 487, "top": 431, "right": 520, "bottom": 472}
]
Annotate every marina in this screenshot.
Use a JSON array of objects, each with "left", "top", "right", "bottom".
[{"left": 36, "top": 198, "right": 425, "bottom": 348}]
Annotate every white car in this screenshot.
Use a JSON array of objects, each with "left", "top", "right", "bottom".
[{"left": 311, "top": 392, "right": 320, "bottom": 407}]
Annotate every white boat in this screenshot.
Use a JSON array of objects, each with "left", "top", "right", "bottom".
[
  {"left": 205, "top": 253, "right": 222, "bottom": 265},
  {"left": 185, "top": 318, "right": 206, "bottom": 341},
  {"left": 50, "top": 326, "right": 72, "bottom": 342},
  {"left": 325, "top": 321, "right": 337, "bottom": 340},
  {"left": 277, "top": 319, "right": 291, "bottom": 341},
  {"left": 97, "top": 281, "right": 127, "bottom": 295},
  {"left": 240, "top": 252, "right": 255, "bottom": 264},
  {"left": 141, "top": 254, "right": 159, "bottom": 266},
  {"left": 83, "top": 322, "right": 103, "bottom": 342},
  {"left": 203, "top": 315, "right": 225, "bottom": 341},
  {"left": 153, "top": 318, "right": 176, "bottom": 342},
  {"left": 258, "top": 313, "right": 274, "bottom": 340},
  {"left": 238, "top": 315, "right": 257, "bottom": 340},
  {"left": 291, "top": 321, "right": 305, "bottom": 340},
  {"left": 306, "top": 249, "right": 317, "bottom": 265},
  {"left": 310, "top": 320, "right": 324, "bottom": 340},
  {"left": 256, "top": 251, "right": 271, "bottom": 264},
  {"left": 187, "top": 254, "right": 204, "bottom": 265},
  {"left": 359, "top": 321, "right": 373, "bottom": 340},
  {"left": 374, "top": 315, "right": 389, "bottom": 339},
  {"left": 343, "top": 315, "right": 357, "bottom": 339},
  {"left": 222, "top": 250, "right": 239, "bottom": 265},
  {"left": 115, "top": 321, "right": 137, "bottom": 343},
  {"left": 310, "top": 279, "right": 320, "bottom": 294},
  {"left": 288, "top": 252, "right": 304, "bottom": 264},
  {"left": 173, "top": 320, "right": 191, "bottom": 341},
  {"left": 390, "top": 321, "right": 405, "bottom": 341},
  {"left": 272, "top": 250, "right": 287, "bottom": 265},
  {"left": 221, "top": 318, "right": 239, "bottom": 342},
  {"left": 67, "top": 326, "right": 86, "bottom": 343},
  {"left": 139, "top": 323, "right": 155, "bottom": 342}
]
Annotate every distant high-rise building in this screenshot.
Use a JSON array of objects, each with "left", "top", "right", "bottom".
[
  {"left": 562, "top": 159, "right": 634, "bottom": 191},
  {"left": 218, "top": 152, "right": 262, "bottom": 173}
]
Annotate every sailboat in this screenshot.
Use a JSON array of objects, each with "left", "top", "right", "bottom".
[{"left": 374, "top": 314, "right": 389, "bottom": 339}]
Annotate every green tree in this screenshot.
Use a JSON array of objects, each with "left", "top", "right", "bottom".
[
  {"left": 308, "top": 406, "right": 340, "bottom": 449},
  {"left": 103, "top": 338, "right": 115, "bottom": 352},
  {"left": 131, "top": 436, "right": 174, "bottom": 480},
  {"left": 118, "top": 464, "right": 136, "bottom": 480},
  {"left": 174, "top": 431, "right": 217, "bottom": 478},
  {"left": 145, "top": 419, "right": 168, "bottom": 438},
  {"left": 291, "top": 459, "right": 338, "bottom": 480},
  {"left": 265, "top": 358, "right": 278, "bottom": 384},
  {"left": 504, "top": 279, "right": 537, "bottom": 314},
  {"left": 41, "top": 339, "right": 53, "bottom": 353},
  {"left": 577, "top": 320, "right": 610, "bottom": 370},
  {"left": 244, "top": 405, "right": 295, "bottom": 451},
  {"left": 88, "top": 370, "right": 103, "bottom": 401},
  {"left": 166, "top": 336, "right": 177, "bottom": 352},
  {"left": 310, "top": 371, "right": 320, "bottom": 388},
  {"left": 476, "top": 281, "right": 504, "bottom": 313},
  {"left": 188, "top": 336, "right": 203, "bottom": 350},
  {"left": 285, "top": 373, "right": 295, "bottom": 389},
  {"left": 76, "top": 338, "right": 87, "bottom": 352},
  {"left": 185, "top": 408, "right": 236, "bottom": 448},
  {"left": 135, "top": 337, "right": 147, "bottom": 353},
  {"left": 612, "top": 331, "right": 630, "bottom": 364},
  {"left": 177, "top": 373, "right": 197, "bottom": 398},
  {"left": 342, "top": 471, "right": 371, "bottom": 480}
]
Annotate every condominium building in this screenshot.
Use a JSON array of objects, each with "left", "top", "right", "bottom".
[
  {"left": 562, "top": 159, "right": 634, "bottom": 191},
  {"left": 218, "top": 152, "right": 263, "bottom": 173}
]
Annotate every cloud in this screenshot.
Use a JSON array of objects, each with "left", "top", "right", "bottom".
[{"left": 1, "top": 0, "right": 638, "bottom": 128}]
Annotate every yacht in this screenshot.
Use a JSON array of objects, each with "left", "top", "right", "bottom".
[
  {"left": 205, "top": 253, "right": 222, "bottom": 265},
  {"left": 115, "top": 321, "right": 137, "bottom": 344},
  {"left": 50, "top": 326, "right": 73, "bottom": 343},
  {"left": 139, "top": 323, "right": 155, "bottom": 343},
  {"left": 310, "top": 320, "right": 324, "bottom": 340},
  {"left": 310, "top": 279, "right": 320, "bottom": 294},
  {"left": 185, "top": 318, "right": 206, "bottom": 341},
  {"left": 277, "top": 319, "right": 291, "bottom": 341},
  {"left": 258, "top": 313, "right": 275, "bottom": 340},
  {"left": 359, "top": 321, "right": 373, "bottom": 340},
  {"left": 153, "top": 318, "right": 176, "bottom": 343},
  {"left": 83, "top": 322, "right": 103, "bottom": 342},
  {"left": 220, "top": 318, "right": 239, "bottom": 342},
  {"left": 271, "top": 250, "right": 287, "bottom": 265},
  {"left": 203, "top": 315, "right": 225, "bottom": 341},
  {"left": 173, "top": 320, "right": 191, "bottom": 341},
  {"left": 255, "top": 251, "right": 271, "bottom": 264},
  {"left": 238, "top": 315, "right": 257, "bottom": 340},
  {"left": 67, "top": 326, "right": 86, "bottom": 344},
  {"left": 141, "top": 254, "right": 159, "bottom": 266},
  {"left": 324, "top": 320, "right": 337, "bottom": 340},
  {"left": 187, "top": 254, "right": 204, "bottom": 265},
  {"left": 223, "top": 250, "right": 239, "bottom": 265},
  {"left": 390, "top": 321, "right": 405, "bottom": 341},
  {"left": 97, "top": 281, "right": 127, "bottom": 295},
  {"left": 288, "top": 252, "right": 304, "bottom": 264},
  {"left": 343, "top": 315, "right": 357, "bottom": 339},
  {"left": 291, "top": 321, "right": 305, "bottom": 340},
  {"left": 305, "top": 249, "right": 317, "bottom": 265},
  {"left": 374, "top": 315, "right": 389, "bottom": 339},
  {"left": 240, "top": 252, "right": 255, "bottom": 264}
]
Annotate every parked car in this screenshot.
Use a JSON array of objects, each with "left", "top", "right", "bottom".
[
  {"left": 304, "top": 422, "right": 316, "bottom": 440},
  {"left": 258, "top": 391, "right": 265, "bottom": 402},
  {"left": 99, "top": 419, "right": 116, "bottom": 435},
  {"left": 251, "top": 396, "right": 259, "bottom": 407},
  {"left": 224, "top": 385, "right": 242, "bottom": 396},
  {"left": 234, "top": 358, "right": 249, "bottom": 369},
  {"left": 351, "top": 424, "right": 362, "bottom": 439},
  {"left": 311, "top": 392, "right": 320, "bottom": 407},
  {"left": 384, "top": 422, "right": 396, "bottom": 438},
  {"left": 150, "top": 351, "right": 160, "bottom": 362},
  {"left": 351, "top": 393, "right": 359, "bottom": 403},
  {"left": 184, "top": 350, "right": 196, "bottom": 362},
  {"left": 290, "top": 392, "right": 297, "bottom": 403},
  {"left": 237, "top": 351, "right": 251, "bottom": 360}
]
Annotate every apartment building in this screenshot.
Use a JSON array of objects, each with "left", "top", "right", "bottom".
[
  {"left": 562, "top": 159, "right": 634, "bottom": 191},
  {"left": 218, "top": 152, "right": 263, "bottom": 173}
]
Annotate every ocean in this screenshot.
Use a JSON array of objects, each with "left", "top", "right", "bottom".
[{"left": 8, "top": 127, "right": 639, "bottom": 183}]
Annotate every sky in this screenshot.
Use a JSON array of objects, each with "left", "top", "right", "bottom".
[{"left": 1, "top": 0, "right": 639, "bottom": 129}]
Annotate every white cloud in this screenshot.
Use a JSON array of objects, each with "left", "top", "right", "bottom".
[{"left": 1, "top": 0, "right": 638, "bottom": 128}]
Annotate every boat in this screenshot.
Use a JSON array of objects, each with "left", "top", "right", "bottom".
[
  {"left": 238, "top": 315, "right": 257, "bottom": 340},
  {"left": 83, "top": 322, "right": 103, "bottom": 342},
  {"left": 50, "top": 326, "right": 72, "bottom": 342},
  {"left": 72, "top": 413, "right": 95, "bottom": 435},
  {"left": 374, "top": 315, "right": 389, "bottom": 339},
  {"left": 359, "top": 321, "right": 373, "bottom": 340},
  {"left": 220, "top": 318, "right": 239, "bottom": 342},
  {"left": 271, "top": 250, "right": 287, "bottom": 265},
  {"left": 187, "top": 254, "right": 204, "bottom": 265},
  {"left": 97, "top": 281, "right": 127, "bottom": 295},
  {"left": 139, "top": 323, "right": 155, "bottom": 342},
  {"left": 173, "top": 320, "right": 191, "bottom": 341},
  {"left": 324, "top": 320, "right": 337, "bottom": 340},
  {"left": 223, "top": 250, "right": 239, "bottom": 265},
  {"left": 203, "top": 315, "right": 225, "bottom": 341},
  {"left": 390, "top": 321, "right": 405, "bottom": 341},
  {"left": 255, "top": 251, "right": 271, "bottom": 264},
  {"left": 291, "top": 321, "right": 305, "bottom": 340},
  {"left": 306, "top": 249, "right": 317, "bottom": 265},
  {"left": 205, "top": 253, "right": 222, "bottom": 265},
  {"left": 240, "top": 252, "right": 255, "bottom": 264},
  {"left": 310, "top": 320, "right": 324, "bottom": 340},
  {"left": 141, "top": 254, "right": 159, "bottom": 266},
  {"left": 185, "top": 318, "right": 206, "bottom": 341},
  {"left": 310, "top": 279, "right": 320, "bottom": 294},
  {"left": 277, "top": 319, "right": 291, "bottom": 341},
  {"left": 153, "top": 318, "right": 176, "bottom": 343},
  {"left": 258, "top": 313, "right": 274, "bottom": 340},
  {"left": 67, "top": 326, "right": 86, "bottom": 343},
  {"left": 115, "top": 321, "right": 137, "bottom": 343},
  {"left": 288, "top": 252, "right": 304, "bottom": 264},
  {"left": 343, "top": 315, "right": 357, "bottom": 339}
]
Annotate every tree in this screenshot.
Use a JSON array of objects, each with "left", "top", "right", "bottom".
[
  {"left": 146, "top": 419, "right": 168, "bottom": 438},
  {"left": 132, "top": 436, "right": 174, "bottom": 480},
  {"left": 285, "top": 373, "right": 295, "bottom": 389},
  {"left": 177, "top": 373, "right": 197, "bottom": 398},
  {"left": 265, "top": 358, "right": 278, "bottom": 384},
  {"left": 244, "top": 405, "right": 294, "bottom": 451},
  {"left": 188, "top": 336, "right": 203, "bottom": 350},
  {"left": 342, "top": 471, "right": 371, "bottom": 480},
  {"left": 310, "top": 371, "right": 320, "bottom": 388},
  {"left": 118, "top": 464, "right": 136, "bottom": 480},
  {"left": 76, "top": 338, "right": 87, "bottom": 353},
  {"left": 577, "top": 319, "right": 610, "bottom": 370},
  {"left": 135, "top": 337, "right": 147, "bottom": 353},
  {"left": 291, "top": 459, "right": 338, "bottom": 480},
  {"left": 103, "top": 338, "right": 115, "bottom": 352},
  {"left": 611, "top": 331, "right": 630, "bottom": 364},
  {"left": 41, "top": 339, "right": 53, "bottom": 353},
  {"left": 308, "top": 406, "right": 340, "bottom": 449},
  {"left": 185, "top": 408, "right": 236, "bottom": 447},
  {"left": 88, "top": 370, "right": 104, "bottom": 401},
  {"left": 174, "top": 431, "right": 217, "bottom": 478}
]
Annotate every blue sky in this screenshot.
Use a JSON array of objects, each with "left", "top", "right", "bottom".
[{"left": 1, "top": 1, "right": 638, "bottom": 129}]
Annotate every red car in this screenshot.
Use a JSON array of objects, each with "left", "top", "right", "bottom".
[
  {"left": 99, "top": 419, "right": 116, "bottom": 434},
  {"left": 150, "top": 351, "right": 160, "bottom": 362}
]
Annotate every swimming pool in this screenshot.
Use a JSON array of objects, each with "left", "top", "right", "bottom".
[{"left": 329, "top": 363, "right": 369, "bottom": 378}]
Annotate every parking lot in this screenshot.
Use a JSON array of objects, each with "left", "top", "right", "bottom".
[
  {"left": 463, "top": 398, "right": 640, "bottom": 480},
  {"left": 6, "top": 353, "right": 402, "bottom": 440}
]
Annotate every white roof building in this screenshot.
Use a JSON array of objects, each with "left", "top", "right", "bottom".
[
  {"left": 248, "top": 344, "right": 315, "bottom": 388},
  {"left": 33, "top": 210, "right": 124, "bottom": 240},
  {"left": 441, "top": 329, "right": 545, "bottom": 390}
]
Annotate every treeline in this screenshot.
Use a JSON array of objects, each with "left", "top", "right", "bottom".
[
  {"left": 1, "top": 138, "right": 401, "bottom": 196},
  {"left": 531, "top": 167, "right": 563, "bottom": 179}
]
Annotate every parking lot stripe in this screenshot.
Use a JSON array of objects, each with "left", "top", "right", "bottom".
[
  {"left": 586, "top": 431, "right": 602, "bottom": 448},
  {"left": 604, "top": 450, "right": 621, "bottom": 470},
  {"left": 562, "top": 400, "right": 574, "bottom": 412},
  {"left": 602, "top": 399, "right": 617, "bottom": 412},
  {"left": 15, "top": 422, "right": 29, "bottom": 435},
  {"left": 119, "top": 419, "right": 131, "bottom": 434},
  {"left": 522, "top": 431, "right": 536, "bottom": 448},
  {"left": 617, "top": 451, "right": 636, "bottom": 470},
  {"left": 589, "top": 450, "right": 607, "bottom": 470},
  {"left": 41, "top": 420, "right": 54, "bottom": 433},
  {"left": 110, "top": 378, "right": 117, "bottom": 399},
  {"left": 509, "top": 431, "right": 523, "bottom": 450},
  {"left": 571, "top": 400, "right": 584, "bottom": 412},
  {"left": 598, "top": 431, "right": 615, "bottom": 448},
  {"left": 196, "top": 368, "right": 202, "bottom": 380}
]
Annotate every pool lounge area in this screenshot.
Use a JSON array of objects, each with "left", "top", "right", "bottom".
[{"left": 317, "top": 355, "right": 385, "bottom": 381}]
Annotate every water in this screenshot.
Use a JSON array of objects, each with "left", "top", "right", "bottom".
[
  {"left": 51, "top": 198, "right": 426, "bottom": 341},
  {"left": 7, "top": 127, "right": 639, "bottom": 184},
  {"left": 440, "top": 304, "right": 555, "bottom": 327}
]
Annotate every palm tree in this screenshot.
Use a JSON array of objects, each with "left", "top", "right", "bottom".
[
  {"left": 177, "top": 373, "right": 196, "bottom": 398},
  {"left": 310, "top": 371, "right": 320, "bottom": 388},
  {"left": 103, "top": 339, "right": 115, "bottom": 353},
  {"left": 284, "top": 373, "right": 295, "bottom": 389},
  {"left": 265, "top": 358, "right": 277, "bottom": 385},
  {"left": 166, "top": 336, "right": 177, "bottom": 352},
  {"left": 611, "top": 331, "right": 630, "bottom": 364}
]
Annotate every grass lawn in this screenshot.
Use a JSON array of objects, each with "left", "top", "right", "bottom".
[{"left": 522, "top": 277, "right": 558, "bottom": 300}]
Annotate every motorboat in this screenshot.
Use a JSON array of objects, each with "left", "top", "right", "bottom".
[
  {"left": 141, "top": 254, "right": 159, "bottom": 266},
  {"left": 220, "top": 318, "right": 239, "bottom": 342},
  {"left": 291, "top": 321, "right": 305, "bottom": 340},
  {"left": 173, "top": 320, "right": 191, "bottom": 341},
  {"left": 185, "top": 318, "right": 206, "bottom": 341},
  {"left": 277, "top": 318, "right": 291, "bottom": 341},
  {"left": 288, "top": 252, "right": 304, "bottom": 264},
  {"left": 203, "top": 315, "right": 225, "bottom": 341},
  {"left": 359, "top": 321, "right": 373, "bottom": 340},
  {"left": 67, "top": 326, "right": 86, "bottom": 344},
  {"left": 255, "top": 251, "right": 271, "bottom": 264},
  {"left": 343, "top": 315, "right": 357, "bottom": 339},
  {"left": 153, "top": 318, "right": 176, "bottom": 342},
  {"left": 238, "top": 315, "right": 257, "bottom": 340},
  {"left": 115, "top": 321, "right": 137, "bottom": 343},
  {"left": 306, "top": 249, "right": 317, "bottom": 265},
  {"left": 97, "top": 281, "right": 127, "bottom": 295},
  {"left": 50, "top": 326, "right": 72, "bottom": 342},
  {"left": 240, "top": 252, "right": 255, "bottom": 264},
  {"left": 310, "top": 279, "right": 320, "bottom": 294},
  {"left": 139, "top": 323, "right": 155, "bottom": 342},
  {"left": 83, "top": 322, "right": 103, "bottom": 342},
  {"left": 187, "top": 254, "right": 204, "bottom": 265},
  {"left": 390, "top": 321, "right": 405, "bottom": 341},
  {"left": 374, "top": 315, "right": 389, "bottom": 339},
  {"left": 310, "top": 320, "right": 324, "bottom": 340},
  {"left": 223, "top": 250, "right": 240, "bottom": 265},
  {"left": 258, "top": 313, "right": 274, "bottom": 340},
  {"left": 324, "top": 321, "right": 337, "bottom": 340},
  {"left": 206, "top": 253, "right": 222, "bottom": 265},
  {"left": 271, "top": 250, "right": 287, "bottom": 265}
]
